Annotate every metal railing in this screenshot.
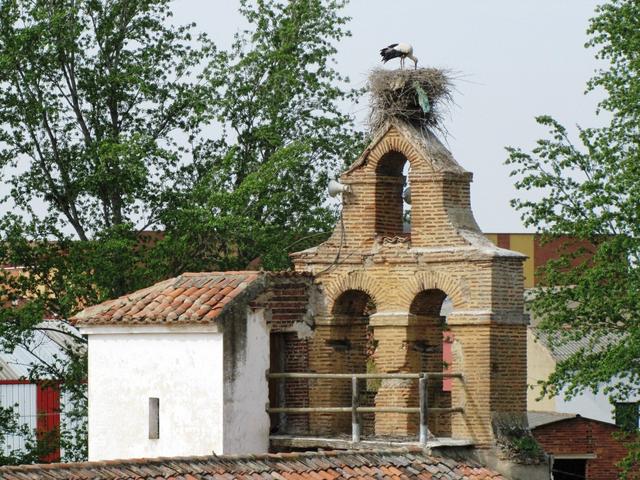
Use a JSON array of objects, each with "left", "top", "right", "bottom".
[{"left": 267, "top": 372, "right": 464, "bottom": 444}]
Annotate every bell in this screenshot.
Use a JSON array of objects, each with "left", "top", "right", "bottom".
[{"left": 403, "top": 187, "right": 411, "bottom": 204}]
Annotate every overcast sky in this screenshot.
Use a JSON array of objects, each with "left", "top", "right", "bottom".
[
  {"left": 171, "top": 0, "right": 606, "bottom": 232},
  {"left": 0, "top": 1, "right": 607, "bottom": 233}
]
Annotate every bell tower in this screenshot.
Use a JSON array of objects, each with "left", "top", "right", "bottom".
[
  {"left": 292, "top": 70, "right": 528, "bottom": 446},
  {"left": 335, "top": 122, "right": 478, "bottom": 248}
]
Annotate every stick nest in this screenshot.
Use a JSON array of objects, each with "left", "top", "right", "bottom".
[{"left": 368, "top": 68, "right": 453, "bottom": 133}]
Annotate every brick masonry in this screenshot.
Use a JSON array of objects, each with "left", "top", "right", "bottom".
[
  {"left": 533, "top": 417, "right": 636, "bottom": 479},
  {"left": 290, "top": 121, "right": 528, "bottom": 445},
  {"left": 258, "top": 278, "right": 315, "bottom": 435}
]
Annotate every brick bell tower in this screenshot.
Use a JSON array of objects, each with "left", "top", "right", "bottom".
[{"left": 291, "top": 71, "right": 528, "bottom": 446}]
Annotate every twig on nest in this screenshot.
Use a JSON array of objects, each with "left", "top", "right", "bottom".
[{"left": 368, "top": 68, "right": 454, "bottom": 134}]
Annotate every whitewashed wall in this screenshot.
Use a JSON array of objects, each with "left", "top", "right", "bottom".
[
  {"left": 85, "top": 325, "right": 224, "bottom": 461},
  {"left": 223, "top": 309, "right": 270, "bottom": 454}
]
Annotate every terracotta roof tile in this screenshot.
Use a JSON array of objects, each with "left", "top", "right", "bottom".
[
  {"left": 0, "top": 448, "right": 507, "bottom": 480},
  {"left": 71, "top": 272, "right": 267, "bottom": 326}
]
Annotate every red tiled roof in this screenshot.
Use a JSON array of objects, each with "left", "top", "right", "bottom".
[
  {"left": 72, "top": 271, "right": 263, "bottom": 326},
  {"left": 0, "top": 448, "right": 506, "bottom": 480}
]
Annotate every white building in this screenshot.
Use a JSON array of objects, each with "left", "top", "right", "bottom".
[{"left": 74, "top": 271, "right": 314, "bottom": 462}]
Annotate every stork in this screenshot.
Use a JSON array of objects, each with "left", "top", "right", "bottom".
[{"left": 379, "top": 43, "right": 418, "bottom": 69}]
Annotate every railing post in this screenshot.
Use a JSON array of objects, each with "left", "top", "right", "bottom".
[
  {"left": 419, "top": 373, "right": 428, "bottom": 444},
  {"left": 352, "top": 376, "right": 361, "bottom": 443}
]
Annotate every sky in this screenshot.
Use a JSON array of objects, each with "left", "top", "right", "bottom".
[
  {"left": 0, "top": 1, "right": 607, "bottom": 233},
  {"left": 170, "top": 0, "right": 606, "bottom": 232}
]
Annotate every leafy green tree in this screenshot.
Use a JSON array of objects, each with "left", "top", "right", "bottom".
[
  {"left": 0, "top": 404, "right": 43, "bottom": 465},
  {"left": 506, "top": 0, "right": 640, "bottom": 470},
  {"left": 0, "top": 0, "right": 360, "bottom": 462},
  {"left": 0, "top": 0, "right": 210, "bottom": 461},
  {"left": 159, "top": 0, "right": 363, "bottom": 271}
]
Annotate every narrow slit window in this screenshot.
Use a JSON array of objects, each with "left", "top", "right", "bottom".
[{"left": 149, "top": 397, "right": 159, "bottom": 439}]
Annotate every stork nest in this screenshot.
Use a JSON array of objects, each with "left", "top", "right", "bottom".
[{"left": 368, "top": 68, "right": 454, "bottom": 133}]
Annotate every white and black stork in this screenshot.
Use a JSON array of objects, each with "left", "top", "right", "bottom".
[{"left": 379, "top": 43, "right": 418, "bottom": 69}]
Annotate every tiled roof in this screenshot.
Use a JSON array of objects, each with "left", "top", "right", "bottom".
[
  {"left": 72, "top": 271, "right": 263, "bottom": 326},
  {"left": 0, "top": 448, "right": 506, "bottom": 480}
]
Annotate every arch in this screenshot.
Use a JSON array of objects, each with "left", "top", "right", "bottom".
[
  {"left": 374, "top": 150, "right": 408, "bottom": 237},
  {"left": 321, "top": 271, "right": 386, "bottom": 316},
  {"left": 366, "top": 128, "right": 427, "bottom": 176},
  {"left": 410, "top": 289, "right": 448, "bottom": 316},
  {"left": 342, "top": 125, "right": 467, "bottom": 179},
  {"left": 376, "top": 150, "right": 407, "bottom": 177},
  {"left": 332, "top": 289, "right": 376, "bottom": 316},
  {"left": 408, "top": 287, "right": 453, "bottom": 437},
  {"left": 397, "top": 270, "right": 469, "bottom": 312},
  {"left": 310, "top": 287, "right": 377, "bottom": 436}
]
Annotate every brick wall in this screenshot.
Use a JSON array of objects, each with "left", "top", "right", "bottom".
[
  {"left": 533, "top": 417, "right": 637, "bottom": 480},
  {"left": 290, "top": 122, "right": 528, "bottom": 444},
  {"left": 281, "top": 333, "right": 309, "bottom": 434},
  {"left": 410, "top": 175, "right": 472, "bottom": 248},
  {"left": 308, "top": 318, "right": 370, "bottom": 435},
  {"left": 374, "top": 176, "right": 405, "bottom": 238},
  {"left": 261, "top": 276, "right": 313, "bottom": 435},
  {"left": 265, "top": 279, "right": 311, "bottom": 332},
  {"left": 489, "top": 324, "right": 527, "bottom": 427}
]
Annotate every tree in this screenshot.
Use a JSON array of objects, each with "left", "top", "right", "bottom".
[
  {"left": 158, "top": 0, "right": 363, "bottom": 271},
  {"left": 0, "top": 0, "right": 361, "bottom": 462},
  {"left": 0, "top": 404, "right": 44, "bottom": 465},
  {"left": 506, "top": 0, "right": 640, "bottom": 454},
  {"left": 0, "top": 0, "right": 210, "bottom": 460}
]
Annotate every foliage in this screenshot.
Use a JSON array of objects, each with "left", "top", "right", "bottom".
[
  {"left": 492, "top": 413, "right": 545, "bottom": 463},
  {"left": 0, "top": 403, "right": 42, "bottom": 466},
  {"left": 158, "top": 0, "right": 364, "bottom": 271},
  {"left": 0, "top": 0, "right": 209, "bottom": 240},
  {"left": 0, "top": 0, "right": 361, "bottom": 463},
  {"left": 506, "top": 0, "right": 640, "bottom": 474},
  {"left": 616, "top": 403, "right": 640, "bottom": 433},
  {"left": 0, "top": 0, "right": 208, "bottom": 461},
  {"left": 618, "top": 434, "right": 640, "bottom": 480}
]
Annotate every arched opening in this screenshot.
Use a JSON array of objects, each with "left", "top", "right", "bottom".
[
  {"left": 332, "top": 289, "right": 375, "bottom": 317},
  {"left": 375, "top": 151, "right": 409, "bottom": 238},
  {"left": 376, "top": 151, "right": 406, "bottom": 176},
  {"left": 410, "top": 289, "right": 453, "bottom": 437},
  {"left": 310, "top": 290, "right": 376, "bottom": 435}
]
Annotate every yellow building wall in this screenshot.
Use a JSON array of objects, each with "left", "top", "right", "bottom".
[
  {"left": 526, "top": 328, "right": 557, "bottom": 412},
  {"left": 485, "top": 233, "right": 535, "bottom": 288},
  {"left": 509, "top": 234, "right": 535, "bottom": 288},
  {"left": 484, "top": 233, "right": 498, "bottom": 245}
]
